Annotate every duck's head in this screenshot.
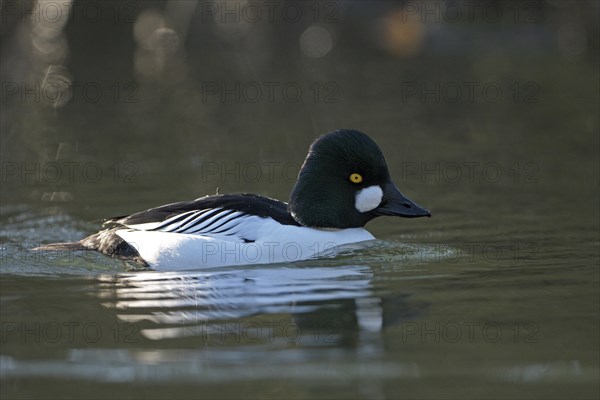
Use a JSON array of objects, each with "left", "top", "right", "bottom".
[{"left": 289, "top": 129, "right": 431, "bottom": 229}]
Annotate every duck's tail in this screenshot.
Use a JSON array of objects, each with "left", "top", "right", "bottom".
[
  {"left": 31, "top": 228, "right": 148, "bottom": 267},
  {"left": 32, "top": 242, "right": 88, "bottom": 251}
]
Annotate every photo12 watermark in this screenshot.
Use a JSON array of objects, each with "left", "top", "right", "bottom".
[
  {"left": 1, "top": 0, "right": 139, "bottom": 25},
  {"left": 13, "top": 240, "right": 343, "bottom": 266},
  {"left": 391, "top": 1, "right": 543, "bottom": 24},
  {"left": 1, "top": 321, "right": 140, "bottom": 345},
  {"left": 142, "top": 321, "right": 341, "bottom": 344},
  {"left": 195, "top": 1, "right": 340, "bottom": 24},
  {"left": 1, "top": 161, "right": 140, "bottom": 185},
  {"left": 399, "top": 81, "right": 540, "bottom": 104},
  {"left": 1, "top": 81, "right": 139, "bottom": 107},
  {"left": 397, "top": 321, "right": 540, "bottom": 344},
  {"left": 198, "top": 161, "right": 300, "bottom": 184},
  {"left": 398, "top": 161, "right": 540, "bottom": 184},
  {"left": 199, "top": 81, "right": 339, "bottom": 104}
]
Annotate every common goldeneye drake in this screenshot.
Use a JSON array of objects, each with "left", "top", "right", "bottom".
[{"left": 37, "top": 129, "right": 430, "bottom": 269}]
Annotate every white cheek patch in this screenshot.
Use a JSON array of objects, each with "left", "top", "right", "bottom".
[{"left": 355, "top": 185, "right": 383, "bottom": 213}]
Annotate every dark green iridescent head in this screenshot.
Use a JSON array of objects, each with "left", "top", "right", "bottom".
[{"left": 289, "top": 129, "right": 430, "bottom": 229}]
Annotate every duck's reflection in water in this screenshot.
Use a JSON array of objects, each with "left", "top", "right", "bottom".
[{"left": 98, "top": 265, "right": 389, "bottom": 351}]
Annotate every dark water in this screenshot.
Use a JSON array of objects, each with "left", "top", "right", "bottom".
[{"left": 1, "top": 1, "right": 599, "bottom": 399}]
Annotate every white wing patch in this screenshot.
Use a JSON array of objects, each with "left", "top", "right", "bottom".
[{"left": 124, "top": 208, "right": 263, "bottom": 242}]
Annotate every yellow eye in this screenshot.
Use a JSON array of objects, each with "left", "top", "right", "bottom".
[{"left": 349, "top": 173, "right": 363, "bottom": 184}]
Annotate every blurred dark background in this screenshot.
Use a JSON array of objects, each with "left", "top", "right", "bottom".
[{"left": 1, "top": 0, "right": 598, "bottom": 224}]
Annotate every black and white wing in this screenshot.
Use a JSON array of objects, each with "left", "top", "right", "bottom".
[{"left": 104, "top": 193, "right": 300, "bottom": 242}]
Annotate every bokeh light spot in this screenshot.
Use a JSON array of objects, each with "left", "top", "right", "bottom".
[{"left": 299, "top": 26, "right": 333, "bottom": 58}]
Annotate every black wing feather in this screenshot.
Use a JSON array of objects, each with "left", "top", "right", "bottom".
[{"left": 105, "top": 193, "right": 300, "bottom": 227}]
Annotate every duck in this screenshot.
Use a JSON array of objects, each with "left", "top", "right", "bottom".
[{"left": 35, "top": 129, "right": 431, "bottom": 269}]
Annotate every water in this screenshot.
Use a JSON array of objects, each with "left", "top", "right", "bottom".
[
  {"left": 1, "top": 165, "right": 598, "bottom": 398},
  {"left": 1, "top": 2, "right": 599, "bottom": 399}
]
